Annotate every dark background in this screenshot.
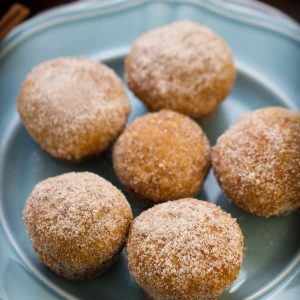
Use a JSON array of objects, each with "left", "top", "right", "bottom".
[
  {"left": 257, "top": 0, "right": 300, "bottom": 22},
  {"left": 1, "top": 0, "right": 299, "bottom": 23}
]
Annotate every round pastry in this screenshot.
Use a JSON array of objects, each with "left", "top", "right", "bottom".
[
  {"left": 18, "top": 57, "right": 130, "bottom": 161},
  {"left": 125, "top": 21, "right": 235, "bottom": 119},
  {"left": 212, "top": 107, "right": 300, "bottom": 217},
  {"left": 23, "top": 172, "right": 133, "bottom": 281},
  {"left": 113, "top": 110, "right": 210, "bottom": 204},
  {"left": 126, "top": 198, "right": 244, "bottom": 300}
]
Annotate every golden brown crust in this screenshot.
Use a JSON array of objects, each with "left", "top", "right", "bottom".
[
  {"left": 113, "top": 110, "right": 210, "bottom": 204},
  {"left": 126, "top": 199, "right": 244, "bottom": 300},
  {"left": 125, "top": 21, "right": 236, "bottom": 119},
  {"left": 212, "top": 107, "right": 300, "bottom": 217},
  {"left": 18, "top": 57, "right": 130, "bottom": 161},
  {"left": 23, "top": 172, "right": 133, "bottom": 280},
  {"left": 37, "top": 247, "right": 121, "bottom": 281}
]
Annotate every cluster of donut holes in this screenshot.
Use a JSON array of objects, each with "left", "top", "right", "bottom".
[
  {"left": 18, "top": 21, "right": 235, "bottom": 162},
  {"left": 19, "top": 20, "right": 300, "bottom": 300}
]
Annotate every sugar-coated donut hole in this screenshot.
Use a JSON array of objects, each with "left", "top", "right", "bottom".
[
  {"left": 125, "top": 21, "right": 236, "bottom": 119},
  {"left": 212, "top": 107, "right": 300, "bottom": 217},
  {"left": 23, "top": 172, "right": 133, "bottom": 281},
  {"left": 113, "top": 110, "right": 210, "bottom": 205},
  {"left": 18, "top": 57, "right": 130, "bottom": 161},
  {"left": 126, "top": 198, "right": 244, "bottom": 300}
]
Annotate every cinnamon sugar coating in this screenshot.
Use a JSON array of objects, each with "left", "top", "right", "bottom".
[
  {"left": 126, "top": 198, "right": 244, "bottom": 300},
  {"left": 113, "top": 110, "right": 210, "bottom": 204},
  {"left": 125, "top": 21, "right": 235, "bottom": 119},
  {"left": 18, "top": 57, "right": 130, "bottom": 161},
  {"left": 23, "top": 172, "right": 133, "bottom": 280},
  {"left": 212, "top": 107, "right": 300, "bottom": 217}
]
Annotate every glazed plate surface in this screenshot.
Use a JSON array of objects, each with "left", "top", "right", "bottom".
[{"left": 0, "top": 0, "right": 300, "bottom": 299}]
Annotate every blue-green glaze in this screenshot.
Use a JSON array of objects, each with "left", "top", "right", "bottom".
[{"left": 0, "top": 1, "right": 299, "bottom": 299}]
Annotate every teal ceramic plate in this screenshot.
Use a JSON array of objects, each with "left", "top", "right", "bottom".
[{"left": 0, "top": 1, "right": 299, "bottom": 299}]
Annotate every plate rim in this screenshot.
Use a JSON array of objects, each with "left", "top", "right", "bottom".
[{"left": 1, "top": 0, "right": 300, "bottom": 61}]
